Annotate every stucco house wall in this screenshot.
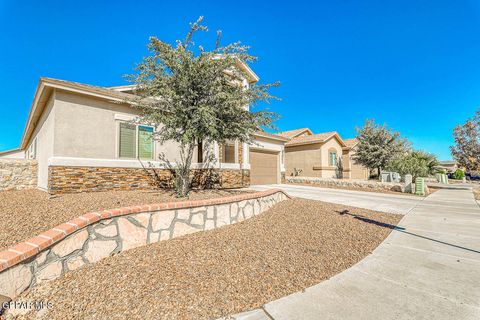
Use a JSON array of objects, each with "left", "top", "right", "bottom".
[
  {"left": 285, "top": 137, "right": 344, "bottom": 179},
  {"left": 285, "top": 143, "right": 321, "bottom": 177},
  {"left": 25, "top": 93, "right": 56, "bottom": 190},
  {"left": 7, "top": 74, "right": 286, "bottom": 193}
]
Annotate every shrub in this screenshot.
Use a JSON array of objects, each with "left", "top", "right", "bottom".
[{"left": 452, "top": 169, "right": 465, "bottom": 180}]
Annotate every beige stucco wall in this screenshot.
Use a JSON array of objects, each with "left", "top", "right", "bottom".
[
  {"left": 53, "top": 91, "right": 199, "bottom": 163},
  {"left": 25, "top": 93, "right": 56, "bottom": 189},
  {"left": 348, "top": 149, "right": 369, "bottom": 180},
  {"left": 285, "top": 137, "right": 345, "bottom": 179},
  {"left": 285, "top": 143, "right": 321, "bottom": 177}
]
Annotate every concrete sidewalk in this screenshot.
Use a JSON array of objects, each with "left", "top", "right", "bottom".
[
  {"left": 226, "top": 188, "right": 480, "bottom": 320},
  {"left": 248, "top": 184, "right": 423, "bottom": 215}
]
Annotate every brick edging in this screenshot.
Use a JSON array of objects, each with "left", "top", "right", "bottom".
[{"left": 0, "top": 189, "right": 289, "bottom": 272}]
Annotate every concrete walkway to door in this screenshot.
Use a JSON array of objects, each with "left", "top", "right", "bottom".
[{"left": 225, "top": 187, "right": 480, "bottom": 320}]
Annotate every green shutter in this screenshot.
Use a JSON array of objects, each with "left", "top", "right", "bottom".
[
  {"left": 119, "top": 123, "right": 136, "bottom": 158},
  {"left": 138, "top": 125, "right": 154, "bottom": 159}
]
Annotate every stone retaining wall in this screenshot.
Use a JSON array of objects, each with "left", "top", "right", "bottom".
[
  {"left": 287, "top": 176, "right": 406, "bottom": 192},
  {"left": 48, "top": 166, "right": 250, "bottom": 194},
  {"left": 0, "top": 160, "right": 37, "bottom": 191},
  {"left": 0, "top": 189, "right": 289, "bottom": 299}
]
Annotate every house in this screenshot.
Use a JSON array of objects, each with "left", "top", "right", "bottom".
[
  {"left": 280, "top": 128, "right": 369, "bottom": 179},
  {"left": 342, "top": 138, "right": 370, "bottom": 179},
  {"left": 1, "top": 69, "right": 288, "bottom": 193},
  {"left": 437, "top": 160, "right": 459, "bottom": 173},
  {"left": 0, "top": 148, "right": 25, "bottom": 159}
]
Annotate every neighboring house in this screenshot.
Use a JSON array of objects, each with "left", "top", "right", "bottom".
[
  {"left": 0, "top": 148, "right": 25, "bottom": 159},
  {"left": 3, "top": 70, "right": 288, "bottom": 193},
  {"left": 280, "top": 128, "right": 368, "bottom": 180},
  {"left": 342, "top": 138, "right": 370, "bottom": 180},
  {"left": 437, "top": 161, "right": 458, "bottom": 173}
]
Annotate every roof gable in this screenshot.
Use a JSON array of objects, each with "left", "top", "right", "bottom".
[
  {"left": 279, "top": 128, "right": 313, "bottom": 139},
  {"left": 285, "top": 131, "right": 347, "bottom": 147}
]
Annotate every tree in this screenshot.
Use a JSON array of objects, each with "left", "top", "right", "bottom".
[
  {"left": 452, "top": 169, "right": 465, "bottom": 180},
  {"left": 386, "top": 150, "right": 439, "bottom": 180},
  {"left": 352, "top": 119, "right": 410, "bottom": 177},
  {"left": 450, "top": 110, "right": 480, "bottom": 172},
  {"left": 127, "top": 17, "right": 279, "bottom": 197}
]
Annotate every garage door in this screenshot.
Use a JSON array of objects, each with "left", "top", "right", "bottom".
[{"left": 249, "top": 149, "right": 279, "bottom": 185}]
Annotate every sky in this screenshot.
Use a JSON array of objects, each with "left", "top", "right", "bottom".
[{"left": 1, "top": 1, "right": 480, "bottom": 160}]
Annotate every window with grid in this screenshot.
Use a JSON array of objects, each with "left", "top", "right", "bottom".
[{"left": 119, "top": 123, "right": 154, "bottom": 159}]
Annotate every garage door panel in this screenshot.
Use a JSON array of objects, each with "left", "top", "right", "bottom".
[{"left": 250, "top": 149, "right": 278, "bottom": 185}]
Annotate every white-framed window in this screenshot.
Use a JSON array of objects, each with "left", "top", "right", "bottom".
[
  {"left": 329, "top": 151, "right": 337, "bottom": 166},
  {"left": 118, "top": 122, "right": 154, "bottom": 160}
]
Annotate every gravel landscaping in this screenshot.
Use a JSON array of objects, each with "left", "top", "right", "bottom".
[
  {"left": 0, "top": 189, "right": 248, "bottom": 251},
  {"left": 8, "top": 198, "right": 402, "bottom": 320}
]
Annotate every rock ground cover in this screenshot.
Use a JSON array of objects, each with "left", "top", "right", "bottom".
[
  {"left": 0, "top": 189, "right": 249, "bottom": 251},
  {"left": 6, "top": 198, "right": 402, "bottom": 320}
]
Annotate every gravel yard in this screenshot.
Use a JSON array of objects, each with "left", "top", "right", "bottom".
[
  {"left": 0, "top": 189, "right": 248, "bottom": 251},
  {"left": 9, "top": 198, "right": 402, "bottom": 320}
]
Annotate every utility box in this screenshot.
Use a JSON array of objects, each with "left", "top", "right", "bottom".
[{"left": 415, "top": 177, "right": 425, "bottom": 196}]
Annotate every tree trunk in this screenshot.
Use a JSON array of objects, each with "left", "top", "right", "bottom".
[{"left": 174, "top": 143, "right": 195, "bottom": 198}]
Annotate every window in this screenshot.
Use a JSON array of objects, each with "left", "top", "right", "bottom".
[
  {"left": 221, "top": 140, "right": 236, "bottom": 163},
  {"left": 119, "top": 123, "right": 154, "bottom": 159},
  {"left": 138, "top": 126, "right": 154, "bottom": 159},
  {"left": 329, "top": 151, "right": 337, "bottom": 166}
]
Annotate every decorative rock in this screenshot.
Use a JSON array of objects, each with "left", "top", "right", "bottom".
[
  {"left": 190, "top": 213, "right": 204, "bottom": 226},
  {"left": 37, "top": 261, "right": 62, "bottom": 282},
  {"left": 95, "top": 224, "right": 117, "bottom": 238},
  {"left": 151, "top": 211, "right": 175, "bottom": 231},
  {"left": 177, "top": 209, "right": 190, "bottom": 220},
  {"left": 118, "top": 218, "right": 148, "bottom": 250},
  {"left": 132, "top": 213, "right": 150, "bottom": 228},
  {"left": 148, "top": 232, "right": 160, "bottom": 244},
  {"left": 253, "top": 200, "right": 260, "bottom": 215},
  {"left": 35, "top": 250, "right": 49, "bottom": 266},
  {"left": 84, "top": 239, "right": 117, "bottom": 263},
  {"left": 207, "top": 206, "right": 214, "bottom": 219},
  {"left": 172, "top": 222, "right": 199, "bottom": 238},
  {"left": 231, "top": 202, "right": 238, "bottom": 217},
  {"left": 205, "top": 220, "right": 215, "bottom": 231},
  {"left": 51, "top": 230, "right": 88, "bottom": 257},
  {"left": 244, "top": 203, "right": 253, "bottom": 219},
  {"left": 191, "top": 206, "right": 206, "bottom": 214},
  {"left": 159, "top": 230, "right": 171, "bottom": 241},
  {"left": 0, "top": 264, "right": 32, "bottom": 297},
  {"left": 216, "top": 204, "right": 230, "bottom": 227},
  {"left": 66, "top": 256, "right": 85, "bottom": 271}
]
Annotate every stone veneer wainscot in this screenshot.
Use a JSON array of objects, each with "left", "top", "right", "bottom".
[
  {"left": 0, "top": 189, "right": 289, "bottom": 299},
  {"left": 48, "top": 166, "right": 251, "bottom": 194},
  {"left": 0, "top": 160, "right": 38, "bottom": 191}
]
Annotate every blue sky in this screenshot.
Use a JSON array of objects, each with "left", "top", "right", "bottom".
[{"left": 1, "top": 1, "right": 480, "bottom": 160}]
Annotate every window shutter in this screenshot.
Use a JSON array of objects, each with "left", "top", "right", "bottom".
[
  {"left": 119, "top": 123, "right": 136, "bottom": 158},
  {"left": 138, "top": 125, "right": 154, "bottom": 159}
]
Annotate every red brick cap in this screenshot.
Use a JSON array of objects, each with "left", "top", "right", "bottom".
[{"left": 0, "top": 189, "right": 289, "bottom": 272}]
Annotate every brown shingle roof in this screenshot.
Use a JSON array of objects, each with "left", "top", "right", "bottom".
[
  {"left": 343, "top": 138, "right": 358, "bottom": 148},
  {"left": 278, "top": 128, "right": 312, "bottom": 139},
  {"left": 253, "top": 131, "right": 290, "bottom": 142},
  {"left": 286, "top": 131, "right": 341, "bottom": 147}
]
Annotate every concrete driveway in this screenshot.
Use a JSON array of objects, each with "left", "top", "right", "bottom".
[
  {"left": 224, "top": 187, "right": 480, "bottom": 320},
  {"left": 248, "top": 184, "right": 423, "bottom": 215}
]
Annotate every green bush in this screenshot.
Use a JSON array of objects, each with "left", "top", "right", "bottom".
[{"left": 452, "top": 169, "right": 465, "bottom": 180}]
